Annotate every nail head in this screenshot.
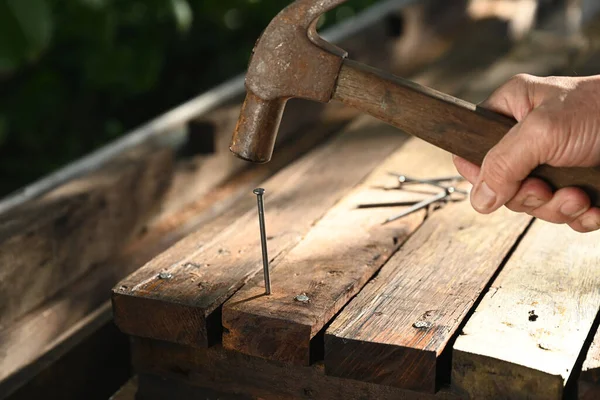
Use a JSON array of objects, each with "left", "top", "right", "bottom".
[{"left": 253, "top": 188, "right": 265, "bottom": 195}]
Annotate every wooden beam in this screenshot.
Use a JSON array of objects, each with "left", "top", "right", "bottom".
[
  {"left": 580, "top": 326, "right": 600, "bottom": 400},
  {"left": 112, "top": 116, "right": 408, "bottom": 348},
  {"left": 0, "top": 146, "right": 174, "bottom": 329},
  {"left": 131, "top": 338, "right": 461, "bottom": 400},
  {"left": 0, "top": 109, "right": 349, "bottom": 399},
  {"left": 324, "top": 200, "right": 531, "bottom": 392},
  {"left": 452, "top": 221, "right": 600, "bottom": 399},
  {"left": 222, "top": 138, "right": 460, "bottom": 366}
]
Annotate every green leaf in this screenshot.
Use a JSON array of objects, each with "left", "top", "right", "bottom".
[{"left": 0, "top": 0, "right": 53, "bottom": 74}]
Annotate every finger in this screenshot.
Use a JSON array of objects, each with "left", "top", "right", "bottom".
[
  {"left": 471, "top": 110, "right": 552, "bottom": 214},
  {"left": 453, "top": 156, "right": 480, "bottom": 184},
  {"left": 504, "top": 177, "right": 552, "bottom": 213},
  {"left": 569, "top": 207, "right": 600, "bottom": 233},
  {"left": 479, "top": 73, "right": 536, "bottom": 121},
  {"left": 527, "top": 187, "right": 590, "bottom": 224}
]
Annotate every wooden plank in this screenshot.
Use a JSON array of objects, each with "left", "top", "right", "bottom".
[
  {"left": 0, "top": 109, "right": 349, "bottom": 399},
  {"left": 0, "top": 146, "right": 173, "bottom": 329},
  {"left": 131, "top": 338, "right": 462, "bottom": 400},
  {"left": 452, "top": 221, "right": 600, "bottom": 399},
  {"left": 324, "top": 200, "right": 531, "bottom": 392},
  {"left": 222, "top": 138, "right": 460, "bottom": 366},
  {"left": 112, "top": 116, "right": 408, "bottom": 348},
  {"left": 580, "top": 326, "right": 600, "bottom": 400}
]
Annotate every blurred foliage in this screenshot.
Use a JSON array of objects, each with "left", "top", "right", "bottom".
[{"left": 0, "top": 0, "right": 379, "bottom": 196}]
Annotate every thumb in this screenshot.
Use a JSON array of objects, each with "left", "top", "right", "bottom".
[{"left": 471, "top": 110, "right": 549, "bottom": 213}]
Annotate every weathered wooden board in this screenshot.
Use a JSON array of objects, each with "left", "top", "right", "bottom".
[
  {"left": 580, "top": 326, "right": 600, "bottom": 400},
  {"left": 0, "top": 110, "right": 350, "bottom": 400},
  {"left": 112, "top": 116, "right": 408, "bottom": 348},
  {"left": 222, "top": 138, "right": 461, "bottom": 366},
  {"left": 324, "top": 199, "right": 531, "bottom": 392},
  {"left": 131, "top": 337, "right": 462, "bottom": 400},
  {"left": 0, "top": 146, "right": 173, "bottom": 330},
  {"left": 452, "top": 221, "right": 600, "bottom": 399}
]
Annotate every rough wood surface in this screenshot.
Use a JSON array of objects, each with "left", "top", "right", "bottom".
[
  {"left": 0, "top": 146, "right": 173, "bottom": 329},
  {"left": 112, "top": 116, "right": 407, "bottom": 348},
  {"left": 452, "top": 221, "right": 600, "bottom": 399},
  {"left": 131, "top": 338, "right": 462, "bottom": 400},
  {"left": 579, "top": 326, "right": 600, "bottom": 400},
  {"left": 324, "top": 201, "right": 531, "bottom": 392},
  {"left": 0, "top": 109, "right": 351, "bottom": 400},
  {"left": 222, "top": 138, "right": 461, "bottom": 366}
]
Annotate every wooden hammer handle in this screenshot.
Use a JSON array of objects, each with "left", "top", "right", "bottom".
[{"left": 333, "top": 59, "right": 600, "bottom": 207}]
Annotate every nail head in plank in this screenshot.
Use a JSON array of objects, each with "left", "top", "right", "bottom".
[
  {"left": 112, "top": 117, "right": 407, "bottom": 347},
  {"left": 452, "top": 221, "right": 600, "bottom": 399},
  {"left": 222, "top": 138, "right": 465, "bottom": 366},
  {"left": 324, "top": 200, "right": 531, "bottom": 392}
]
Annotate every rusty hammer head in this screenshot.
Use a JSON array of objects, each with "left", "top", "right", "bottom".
[{"left": 230, "top": 0, "right": 348, "bottom": 163}]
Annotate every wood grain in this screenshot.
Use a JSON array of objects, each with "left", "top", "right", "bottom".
[
  {"left": 0, "top": 146, "right": 173, "bottom": 329},
  {"left": 0, "top": 111, "right": 351, "bottom": 399},
  {"left": 222, "top": 138, "right": 462, "bottom": 366},
  {"left": 324, "top": 200, "right": 531, "bottom": 392},
  {"left": 112, "top": 117, "right": 408, "bottom": 348},
  {"left": 333, "top": 59, "right": 600, "bottom": 206},
  {"left": 452, "top": 221, "right": 600, "bottom": 399},
  {"left": 131, "top": 338, "right": 462, "bottom": 400},
  {"left": 579, "top": 327, "right": 600, "bottom": 400}
]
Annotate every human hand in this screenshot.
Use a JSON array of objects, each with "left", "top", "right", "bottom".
[{"left": 453, "top": 74, "right": 600, "bottom": 232}]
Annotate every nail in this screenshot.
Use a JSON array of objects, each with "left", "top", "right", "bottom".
[
  {"left": 581, "top": 216, "right": 600, "bottom": 231},
  {"left": 523, "top": 196, "right": 544, "bottom": 208},
  {"left": 471, "top": 182, "right": 496, "bottom": 211},
  {"left": 383, "top": 188, "right": 453, "bottom": 224},
  {"left": 560, "top": 202, "right": 586, "bottom": 218},
  {"left": 253, "top": 188, "right": 271, "bottom": 295}
]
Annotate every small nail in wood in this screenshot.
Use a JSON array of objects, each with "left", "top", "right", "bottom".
[{"left": 253, "top": 188, "right": 271, "bottom": 295}]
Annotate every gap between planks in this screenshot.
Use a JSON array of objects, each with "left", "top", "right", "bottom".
[
  {"left": 221, "top": 137, "right": 463, "bottom": 366},
  {"left": 112, "top": 115, "right": 409, "bottom": 348},
  {"left": 323, "top": 189, "right": 531, "bottom": 393},
  {"left": 452, "top": 220, "right": 600, "bottom": 399}
]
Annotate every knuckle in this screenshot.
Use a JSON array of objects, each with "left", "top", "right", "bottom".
[{"left": 509, "top": 73, "right": 535, "bottom": 88}]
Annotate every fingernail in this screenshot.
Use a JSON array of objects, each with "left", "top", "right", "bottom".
[
  {"left": 581, "top": 216, "right": 600, "bottom": 231},
  {"left": 472, "top": 181, "right": 497, "bottom": 211},
  {"left": 523, "top": 196, "right": 544, "bottom": 208},
  {"left": 560, "top": 202, "right": 586, "bottom": 218}
]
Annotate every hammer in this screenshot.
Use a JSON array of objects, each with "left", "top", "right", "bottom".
[{"left": 230, "top": 0, "right": 600, "bottom": 206}]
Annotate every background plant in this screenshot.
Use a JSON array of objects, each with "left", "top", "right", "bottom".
[{"left": 0, "top": 0, "right": 378, "bottom": 196}]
